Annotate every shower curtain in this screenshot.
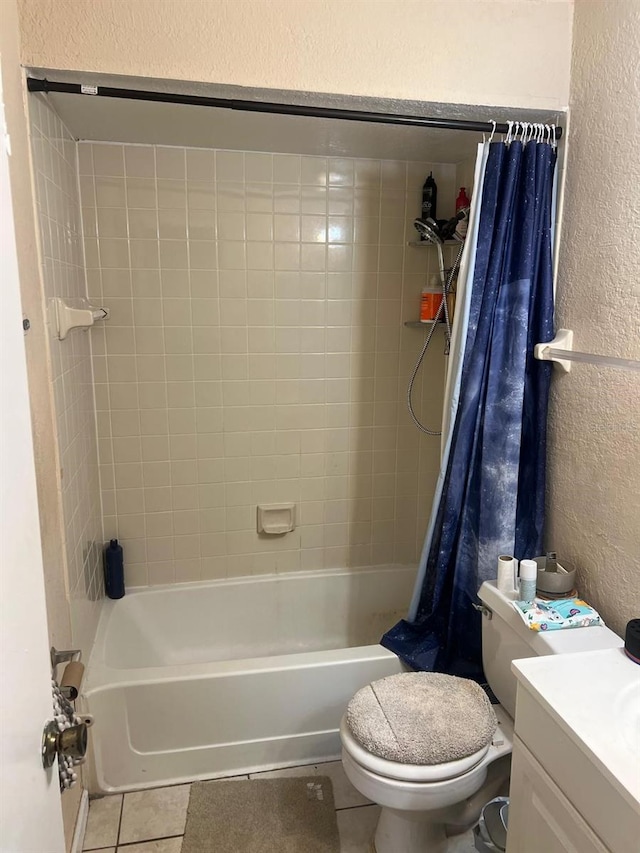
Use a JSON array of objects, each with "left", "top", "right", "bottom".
[{"left": 382, "top": 135, "right": 556, "bottom": 680}]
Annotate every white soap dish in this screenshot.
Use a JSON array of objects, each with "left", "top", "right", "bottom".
[{"left": 257, "top": 503, "right": 296, "bottom": 535}]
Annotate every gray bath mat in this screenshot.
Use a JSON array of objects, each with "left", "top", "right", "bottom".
[{"left": 182, "top": 776, "right": 340, "bottom": 852}]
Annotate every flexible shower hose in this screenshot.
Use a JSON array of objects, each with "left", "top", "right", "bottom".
[{"left": 407, "top": 241, "right": 465, "bottom": 435}]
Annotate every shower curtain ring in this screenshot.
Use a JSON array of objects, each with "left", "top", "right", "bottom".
[
  {"left": 506, "top": 121, "right": 513, "bottom": 144},
  {"left": 489, "top": 120, "right": 497, "bottom": 143}
]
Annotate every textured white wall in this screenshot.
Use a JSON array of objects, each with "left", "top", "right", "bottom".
[
  {"left": 18, "top": 0, "right": 573, "bottom": 110},
  {"left": 547, "top": 0, "right": 640, "bottom": 636}
]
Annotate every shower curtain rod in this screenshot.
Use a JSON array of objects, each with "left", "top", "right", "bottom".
[{"left": 26, "top": 77, "right": 563, "bottom": 139}]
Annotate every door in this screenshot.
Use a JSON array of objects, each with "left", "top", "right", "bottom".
[{"left": 0, "top": 73, "right": 66, "bottom": 853}]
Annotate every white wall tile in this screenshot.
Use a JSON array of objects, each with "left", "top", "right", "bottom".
[
  {"left": 29, "top": 120, "right": 103, "bottom": 650},
  {"left": 82, "top": 142, "right": 449, "bottom": 582}
]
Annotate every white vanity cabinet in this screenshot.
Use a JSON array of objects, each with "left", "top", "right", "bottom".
[
  {"left": 507, "top": 649, "right": 640, "bottom": 853},
  {"left": 507, "top": 736, "right": 608, "bottom": 853}
]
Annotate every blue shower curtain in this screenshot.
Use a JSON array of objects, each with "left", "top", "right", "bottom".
[{"left": 382, "top": 138, "right": 556, "bottom": 680}]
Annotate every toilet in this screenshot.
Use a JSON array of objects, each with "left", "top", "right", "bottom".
[{"left": 340, "top": 580, "right": 623, "bottom": 853}]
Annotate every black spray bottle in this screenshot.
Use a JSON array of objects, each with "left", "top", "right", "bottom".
[{"left": 420, "top": 172, "right": 438, "bottom": 238}]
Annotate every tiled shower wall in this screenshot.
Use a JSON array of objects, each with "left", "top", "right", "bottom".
[
  {"left": 29, "top": 96, "right": 104, "bottom": 649},
  {"left": 80, "top": 143, "right": 455, "bottom": 585}
]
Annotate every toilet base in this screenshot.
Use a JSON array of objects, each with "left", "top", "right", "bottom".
[
  {"left": 374, "top": 807, "right": 448, "bottom": 853},
  {"left": 340, "top": 709, "right": 514, "bottom": 853}
]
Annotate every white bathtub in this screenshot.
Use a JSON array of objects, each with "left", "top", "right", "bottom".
[{"left": 84, "top": 566, "right": 413, "bottom": 792}]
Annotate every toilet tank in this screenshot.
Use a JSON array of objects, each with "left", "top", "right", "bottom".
[{"left": 478, "top": 581, "right": 622, "bottom": 718}]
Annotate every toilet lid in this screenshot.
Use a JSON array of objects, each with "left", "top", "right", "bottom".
[{"left": 346, "top": 672, "right": 497, "bottom": 768}]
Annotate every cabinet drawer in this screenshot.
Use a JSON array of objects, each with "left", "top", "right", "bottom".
[{"left": 507, "top": 737, "right": 609, "bottom": 853}]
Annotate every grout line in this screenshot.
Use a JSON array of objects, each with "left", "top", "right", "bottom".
[
  {"left": 183, "top": 143, "right": 200, "bottom": 584},
  {"left": 116, "top": 833, "right": 184, "bottom": 849},
  {"left": 91, "top": 146, "right": 118, "bottom": 564},
  {"left": 202, "top": 146, "right": 223, "bottom": 582},
  {"left": 115, "top": 792, "right": 125, "bottom": 848},
  {"left": 76, "top": 140, "right": 107, "bottom": 576},
  {"left": 334, "top": 803, "right": 377, "bottom": 812}
]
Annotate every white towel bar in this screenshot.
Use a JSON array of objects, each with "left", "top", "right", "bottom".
[
  {"left": 534, "top": 329, "right": 640, "bottom": 373},
  {"left": 49, "top": 297, "right": 110, "bottom": 341}
]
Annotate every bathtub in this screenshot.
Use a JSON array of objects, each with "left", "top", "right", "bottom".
[{"left": 84, "top": 565, "right": 414, "bottom": 792}]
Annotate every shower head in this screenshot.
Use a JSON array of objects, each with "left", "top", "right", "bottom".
[
  {"left": 440, "top": 207, "right": 470, "bottom": 242},
  {"left": 415, "top": 209, "right": 471, "bottom": 244},
  {"left": 414, "top": 217, "right": 443, "bottom": 245}
]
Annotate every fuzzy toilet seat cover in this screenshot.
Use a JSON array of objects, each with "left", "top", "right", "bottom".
[{"left": 346, "top": 672, "right": 497, "bottom": 765}]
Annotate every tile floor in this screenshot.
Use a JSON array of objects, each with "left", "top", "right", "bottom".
[{"left": 82, "top": 760, "right": 477, "bottom": 852}]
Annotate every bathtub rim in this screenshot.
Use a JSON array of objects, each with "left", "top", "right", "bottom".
[{"left": 84, "top": 642, "right": 404, "bottom": 694}]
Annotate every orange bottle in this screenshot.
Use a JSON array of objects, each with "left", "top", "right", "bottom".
[{"left": 420, "top": 276, "right": 443, "bottom": 322}]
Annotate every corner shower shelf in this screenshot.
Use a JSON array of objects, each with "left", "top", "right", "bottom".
[{"left": 404, "top": 320, "right": 443, "bottom": 329}]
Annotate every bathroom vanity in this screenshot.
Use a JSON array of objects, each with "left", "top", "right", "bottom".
[{"left": 507, "top": 647, "right": 640, "bottom": 853}]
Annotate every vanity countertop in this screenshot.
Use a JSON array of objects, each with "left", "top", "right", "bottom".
[{"left": 512, "top": 647, "right": 640, "bottom": 808}]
